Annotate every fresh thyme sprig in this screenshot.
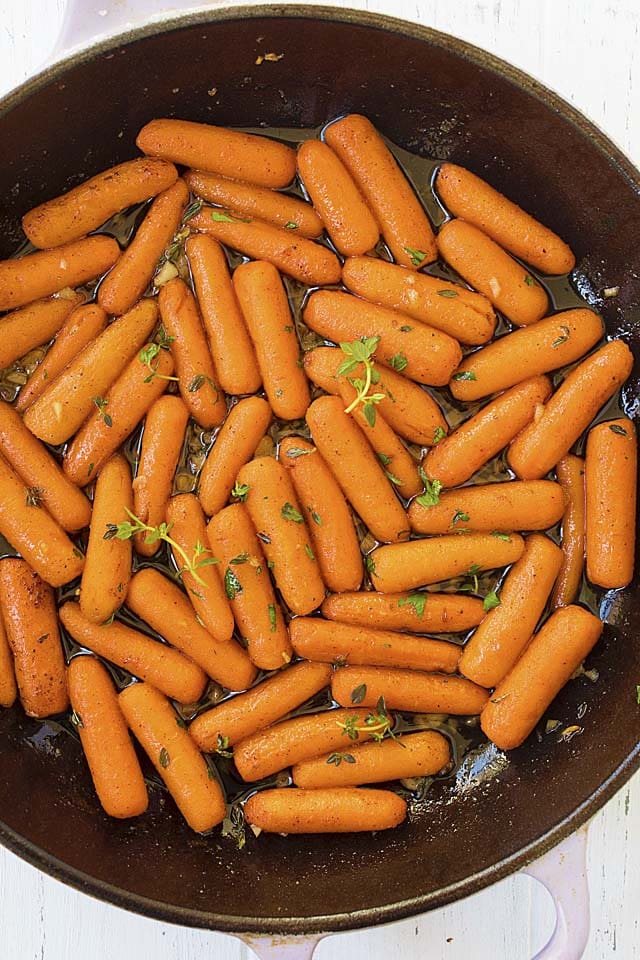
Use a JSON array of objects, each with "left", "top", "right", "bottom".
[
  {"left": 336, "top": 695, "right": 400, "bottom": 744},
  {"left": 337, "top": 337, "right": 386, "bottom": 427},
  {"left": 139, "top": 327, "right": 179, "bottom": 384}
]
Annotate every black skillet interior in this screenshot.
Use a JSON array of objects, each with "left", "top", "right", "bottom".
[{"left": 0, "top": 4, "right": 639, "bottom": 936}]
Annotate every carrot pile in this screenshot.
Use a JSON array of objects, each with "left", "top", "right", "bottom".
[{"left": 0, "top": 113, "right": 634, "bottom": 840}]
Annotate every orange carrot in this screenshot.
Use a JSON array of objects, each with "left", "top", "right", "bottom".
[
  {"left": 0, "top": 293, "right": 84, "bottom": 374},
  {"left": 321, "top": 591, "right": 485, "bottom": 634},
  {"left": 0, "top": 613, "right": 17, "bottom": 708},
  {"left": 244, "top": 787, "right": 407, "bottom": 833},
  {"left": 409, "top": 480, "right": 565, "bottom": 534},
  {"left": 332, "top": 665, "right": 489, "bottom": 715},
  {"left": 551, "top": 455, "right": 586, "bottom": 609}
]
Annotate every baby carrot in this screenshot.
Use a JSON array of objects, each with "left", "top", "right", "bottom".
[
  {"left": 332, "top": 666, "right": 489, "bottom": 715},
  {"left": 342, "top": 256, "right": 496, "bottom": 345},
  {"left": 0, "top": 237, "right": 119, "bottom": 311},
  {"left": 189, "top": 207, "right": 341, "bottom": 285},
  {"left": 369, "top": 532, "right": 525, "bottom": 593},
  {"left": 186, "top": 235, "right": 261, "bottom": 395},
  {"left": 98, "top": 178, "right": 190, "bottom": 316},
  {"left": 481, "top": 606, "right": 602, "bottom": 750},
  {"left": 422, "top": 375, "right": 552, "bottom": 488},
  {"left": 24, "top": 298, "right": 159, "bottom": 445},
  {"left": 551, "top": 455, "right": 586, "bottom": 609},
  {"left": 289, "top": 617, "right": 461, "bottom": 673},
  {"left": 508, "top": 340, "right": 634, "bottom": 479},
  {"left": 67, "top": 655, "right": 148, "bottom": 818},
  {"left": 158, "top": 277, "right": 226, "bottom": 428},
  {"left": 449, "top": 309, "right": 603, "bottom": 401},
  {"left": 0, "top": 401, "right": 91, "bottom": 531},
  {"left": 198, "top": 396, "right": 272, "bottom": 517},
  {"left": 296, "top": 139, "right": 380, "bottom": 256},
  {"left": 137, "top": 119, "right": 296, "bottom": 188},
  {"left": 126, "top": 568, "right": 256, "bottom": 691},
  {"left": 237, "top": 456, "right": 326, "bottom": 615},
  {"left": 436, "top": 163, "right": 575, "bottom": 275},
  {"left": 0, "top": 293, "right": 83, "bottom": 373},
  {"left": 132, "top": 395, "right": 189, "bottom": 557},
  {"left": 206, "top": 503, "right": 292, "bottom": 670},
  {"left": 119, "top": 682, "right": 225, "bottom": 833},
  {"left": 324, "top": 114, "right": 437, "bottom": 267},
  {"left": 23, "top": 158, "right": 178, "bottom": 248},
  {"left": 165, "top": 494, "right": 234, "bottom": 642},
  {"left": 0, "top": 614, "right": 17, "bottom": 708},
  {"left": 63, "top": 343, "right": 174, "bottom": 486},
  {"left": 189, "top": 661, "right": 332, "bottom": 751},
  {"left": 292, "top": 730, "right": 450, "bottom": 789},
  {"left": 279, "top": 436, "right": 363, "bottom": 592},
  {"left": 80, "top": 454, "right": 133, "bottom": 624},
  {"left": 59, "top": 602, "right": 207, "bottom": 703},
  {"left": 304, "top": 290, "right": 462, "bottom": 387},
  {"left": 409, "top": 480, "right": 565, "bottom": 534},
  {"left": 233, "top": 261, "right": 310, "bottom": 419},
  {"left": 586, "top": 418, "right": 637, "bottom": 589},
  {"left": 321, "top": 591, "right": 485, "bottom": 634},
  {"left": 0, "top": 559, "right": 68, "bottom": 717},
  {"left": 15, "top": 303, "right": 107, "bottom": 413},
  {"left": 459, "top": 534, "right": 563, "bottom": 688},
  {"left": 244, "top": 787, "right": 407, "bottom": 833}
]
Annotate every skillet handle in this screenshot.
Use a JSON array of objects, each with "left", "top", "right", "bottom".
[
  {"left": 237, "top": 934, "right": 325, "bottom": 959},
  {"left": 523, "top": 826, "right": 590, "bottom": 960}
]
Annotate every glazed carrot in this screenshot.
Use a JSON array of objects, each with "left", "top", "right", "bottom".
[
  {"left": 15, "top": 303, "right": 107, "bottom": 413},
  {"left": 233, "top": 708, "right": 386, "bottom": 782},
  {"left": 132, "top": 395, "right": 189, "bottom": 557},
  {"left": 306, "top": 396, "right": 409, "bottom": 544},
  {"left": 342, "top": 256, "right": 496, "bottom": 345},
  {"left": 304, "top": 347, "right": 448, "bottom": 445},
  {"left": 185, "top": 169, "right": 323, "bottom": 238},
  {"left": 369, "top": 533, "right": 525, "bottom": 593},
  {"left": 0, "top": 293, "right": 83, "bottom": 373},
  {"left": 237, "top": 456, "right": 326, "bottom": 615},
  {"left": 436, "top": 163, "right": 575, "bottom": 275},
  {"left": 437, "top": 219, "right": 549, "bottom": 327},
  {"left": 126, "top": 568, "right": 256, "bottom": 691},
  {"left": 321, "top": 591, "right": 485, "bottom": 634},
  {"left": 0, "top": 457, "right": 84, "bottom": 587},
  {"left": 80, "top": 455, "right": 133, "bottom": 624},
  {"left": 186, "top": 235, "right": 261, "bottom": 395},
  {"left": 67, "top": 656, "right": 148, "bottom": 818},
  {"left": 459, "top": 534, "right": 563, "bottom": 688},
  {"left": 0, "top": 614, "right": 17, "bottom": 708},
  {"left": 119, "top": 682, "right": 225, "bottom": 833},
  {"left": 137, "top": 119, "right": 296, "bottom": 188},
  {"left": 551, "top": 455, "right": 586, "bottom": 608},
  {"left": 508, "top": 340, "right": 634, "bottom": 480},
  {"left": 189, "top": 207, "right": 341, "bottom": 286},
  {"left": 585, "top": 418, "right": 637, "bottom": 589},
  {"left": 449, "top": 309, "right": 603, "bottom": 402},
  {"left": 0, "top": 401, "right": 91, "bottom": 531},
  {"left": 0, "top": 237, "right": 119, "bottom": 311},
  {"left": 481, "top": 606, "right": 602, "bottom": 750},
  {"left": 23, "top": 158, "right": 178, "bottom": 248},
  {"left": 63, "top": 343, "right": 174, "bottom": 486},
  {"left": 165, "top": 494, "right": 234, "bottom": 642},
  {"left": 289, "top": 617, "right": 461, "bottom": 673},
  {"left": 198, "top": 397, "right": 272, "bottom": 517},
  {"left": 279, "top": 436, "right": 363, "bottom": 592},
  {"left": 24, "top": 298, "right": 158, "bottom": 445},
  {"left": 0, "top": 559, "right": 68, "bottom": 717},
  {"left": 296, "top": 139, "right": 379, "bottom": 256},
  {"left": 158, "top": 277, "right": 226, "bottom": 428},
  {"left": 422, "top": 375, "right": 552, "bottom": 488},
  {"left": 97, "top": 178, "right": 190, "bottom": 315},
  {"left": 409, "top": 480, "right": 565, "bottom": 535},
  {"left": 59, "top": 602, "right": 207, "bottom": 703},
  {"left": 233, "top": 261, "right": 310, "bottom": 419},
  {"left": 324, "top": 114, "right": 437, "bottom": 268},
  {"left": 189, "top": 661, "right": 332, "bottom": 750},
  {"left": 292, "top": 730, "right": 451, "bottom": 789},
  {"left": 304, "top": 290, "right": 462, "bottom": 387},
  {"left": 244, "top": 787, "right": 407, "bottom": 833},
  {"left": 332, "top": 666, "right": 489, "bottom": 715},
  {"left": 206, "top": 503, "right": 292, "bottom": 670}
]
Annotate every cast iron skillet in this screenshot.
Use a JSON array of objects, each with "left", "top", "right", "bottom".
[{"left": 0, "top": 3, "right": 639, "bottom": 937}]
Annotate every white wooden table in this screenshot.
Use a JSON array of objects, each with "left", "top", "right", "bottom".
[{"left": 0, "top": 1, "right": 638, "bottom": 957}]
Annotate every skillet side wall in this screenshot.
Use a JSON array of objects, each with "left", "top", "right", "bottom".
[{"left": 0, "top": 9, "right": 639, "bottom": 935}]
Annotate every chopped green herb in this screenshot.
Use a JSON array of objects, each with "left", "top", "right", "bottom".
[
  {"left": 377, "top": 452, "right": 392, "bottom": 466},
  {"left": 552, "top": 325, "right": 571, "bottom": 348},
  {"left": 309, "top": 509, "right": 322, "bottom": 526},
  {"left": 215, "top": 734, "right": 233, "bottom": 759},
  {"left": 416, "top": 467, "right": 443, "bottom": 508},
  {"left": 437, "top": 289, "right": 458, "bottom": 298},
  {"left": 268, "top": 603, "right": 277, "bottom": 632},
  {"left": 452, "top": 371, "right": 477, "bottom": 382},
  {"left": 351, "top": 683, "right": 367, "bottom": 704},
  {"left": 491, "top": 531, "right": 511, "bottom": 542},
  {"left": 365, "top": 554, "right": 376, "bottom": 576},
  {"left": 224, "top": 567, "right": 243, "bottom": 600},
  {"left": 139, "top": 335, "right": 179, "bottom": 384},
  {"left": 384, "top": 469, "right": 403, "bottom": 487},
  {"left": 398, "top": 593, "right": 427, "bottom": 619},
  {"left": 189, "top": 373, "right": 218, "bottom": 397},
  {"left": 483, "top": 590, "right": 501, "bottom": 612},
  {"left": 388, "top": 352, "right": 408, "bottom": 372},
  {"left": 433, "top": 426, "right": 446, "bottom": 445},
  {"left": 231, "top": 481, "right": 250, "bottom": 502},
  {"left": 399, "top": 324, "right": 413, "bottom": 332},
  {"left": 326, "top": 752, "right": 356, "bottom": 766},
  {"left": 285, "top": 446, "right": 315, "bottom": 458},
  {"left": 257, "top": 532, "right": 271, "bottom": 545},
  {"left": 338, "top": 337, "right": 385, "bottom": 428},
  {"left": 70, "top": 710, "right": 83, "bottom": 729},
  {"left": 92, "top": 396, "right": 112, "bottom": 427},
  {"left": 610, "top": 424, "right": 629, "bottom": 437},
  {"left": 452, "top": 510, "right": 470, "bottom": 526},
  {"left": 182, "top": 200, "right": 203, "bottom": 222},
  {"left": 87, "top": 463, "right": 95, "bottom": 477},
  {"left": 304, "top": 543, "right": 315, "bottom": 561},
  {"left": 404, "top": 246, "right": 427, "bottom": 267},
  {"left": 281, "top": 502, "right": 304, "bottom": 523},
  {"left": 159, "top": 747, "right": 170, "bottom": 769},
  {"left": 524, "top": 274, "right": 535, "bottom": 287},
  {"left": 283, "top": 324, "right": 294, "bottom": 332},
  {"left": 175, "top": 716, "right": 188, "bottom": 730},
  {"left": 267, "top": 559, "right": 275, "bottom": 569},
  {"left": 230, "top": 553, "right": 249, "bottom": 565},
  {"left": 285, "top": 221, "right": 298, "bottom": 230},
  {"left": 211, "top": 210, "right": 250, "bottom": 224}
]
